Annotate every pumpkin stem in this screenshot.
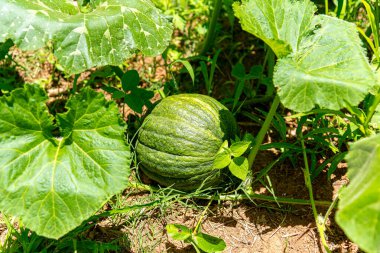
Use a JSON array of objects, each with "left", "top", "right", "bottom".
[{"left": 247, "top": 95, "right": 281, "bottom": 169}]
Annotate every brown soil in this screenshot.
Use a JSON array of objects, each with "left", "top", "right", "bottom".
[
  {"left": 127, "top": 151, "right": 357, "bottom": 253},
  {"left": 65, "top": 149, "right": 358, "bottom": 253}
]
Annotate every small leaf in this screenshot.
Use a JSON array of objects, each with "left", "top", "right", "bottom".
[
  {"left": 101, "top": 86, "right": 125, "bottom": 99},
  {"left": 228, "top": 157, "right": 249, "bottom": 180},
  {"left": 232, "top": 63, "right": 246, "bottom": 79},
  {"left": 124, "top": 93, "right": 145, "bottom": 114},
  {"left": 242, "top": 133, "right": 254, "bottom": 142},
  {"left": 213, "top": 140, "right": 231, "bottom": 169},
  {"left": 213, "top": 151, "right": 231, "bottom": 169},
  {"left": 217, "top": 140, "right": 229, "bottom": 154},
  {"left": 122, "top": 70, "right": 140, "bottom": 91},
  {"left": 0, "top": 38, "right": 13, "bottom": 60},
  {"left": 193, "top": 232, "right": 226, "bottom": 253},
  {"left": 172, "top": 59, "right": 195, "bottom": 86},
  {"left": 247, "top": 65, "right": 263, "bottom": 79},
  {"left": 112, "top": 90, "right": 126, "bottom": 99},
  {"left": 124, "top": 88, "right": 154, "bottom": 113},
  {"left": 166, "top": 224, "right": 192, "bottom": 241},
  {"left": 230, "top": 141, "right": 251, "bottom": 157}
]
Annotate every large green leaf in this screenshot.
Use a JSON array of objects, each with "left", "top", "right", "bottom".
[
  {"left": 274, "top": 15, "right": 377, "bottom": 112},
  {"left": 0, "top": 0, "right": 173, "bottom": 74},
  {"left": 233, "top": 0, "right": 316, "bottom": 57},
  {"left": 336, "top": 134, "right": 380, "bottom": 253},
  {"left": 0, "top": 85, "right": 131, "bottom": 239}
]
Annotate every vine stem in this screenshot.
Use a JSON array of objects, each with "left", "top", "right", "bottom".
[
  {"left": 194, "top": 197, "right": 213, "bottom": 233},
  {"left": 71, "top": 73, "right": 80, "bottom": 95},
  {"left": 247, "top": 95, "right": 281, "bottom": 169},
  {"left": 364, "top": 88, "right": 380, "bottom": 133},
  {"left": 126, "top": 182, "right": 332, "bottom": 207},
  {"left": 200, "top": 0, "right": 223, "bottom": 55},
  {"left": 300, "top": 133, "right": 331, "bottom": 253}
]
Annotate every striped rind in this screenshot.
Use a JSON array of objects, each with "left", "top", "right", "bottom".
[
  {"left": 140, "top": 165, "right": 225, "bottom": 191},
  {"left": 136, "top": 94, "right": 237, "bottom": 191},
  {"left": 137, "top": 144, "right": 215, "bottom": 177}
]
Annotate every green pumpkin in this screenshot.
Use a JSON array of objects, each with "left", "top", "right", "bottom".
[{"left": 136, "top": 94, "right": 237, "bottom": 191}]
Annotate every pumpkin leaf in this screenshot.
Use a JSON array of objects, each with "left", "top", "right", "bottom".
[
  {"left": 228, "top": 157, "right": 249, "bottom": 180},
  {"left": 166, "top": 224, "right": 192, "bottom": 241},
  {"left": 231, "top": 63, "right": 246, "bottom": 79},
  {"left": 213, "top": 140, "right": 231, "bottom": 169},
  {"left": 192, "top": 232, "right": 226, "bottom": 253},
  {"left": 336, "top": 134, "right": 380, "bottom": 253},
  {"left": 0, "top": 39, "right": 13, "bottom": 60},
  {"left": 234, "top": 0, "right": 377, "bottom": 113},
  {"left": 213, "top": 151, "right": 231, "bottom": 169},
  {"left": 217, "top": 140, "right": 229, "bottom": 153},
  {"left": 242, "top": 133, "right": 255, "bottom": 142},
  {"left": 274, "top": 15, "right": 377, "bottom": 112},
  {"left": 230, "top": 141, "right": 251, "bottom": 157},
  {"left": 233, "top": 0, "right": 316, "bottom": 57},
  {"left": 0, "top": 0, "right": 173, "bottom": 74},
  {"left": 124, "top": 88, "right": 154, "bottom": 114},
  {"left": 122, "top": 70, "right": 140, "bottom": 92},
  {"left": 0, "top": 85, "right": 131, "bottom": 239}
]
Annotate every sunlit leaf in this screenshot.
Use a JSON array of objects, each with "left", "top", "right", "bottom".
[
  {"left": 230, "top": 141, "right": 251, "bottom": 157},
  {"left": 193, "top": 232, "right": 226, "bottom": 253},
  {"left": 336, "top": 134, "right": 380, "bottom": 253},
  {"left": 0, "top": 0, "right": 173, "bottom": 74},
  {"left": 0, "top": 85, "right": 131, "bottom": 239},
  {"left": 233, "top": 0, "right": 316, "bottom": 57},
  {"left": 166, "top": 224, "right": 192, "bottom": 241},
  {"left": 228, "top": 157, "right": 249, "bottom": 180},
  {"left": 274, "top": 15, "right": 376, "bottom": 112},
  {"left": 213, "top": 151, "right": 231, "bottom": 169}
]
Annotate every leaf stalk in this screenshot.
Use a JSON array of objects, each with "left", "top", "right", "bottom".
[
  {"left": 300, "top": 132, "right": 332, "bottom": 253},
  {"left": 247, "top": 95, "right": 281, "bottom": 169},
  {"left": 200, "top": 0, "right": 223, "bottom": 55},
  {"left": 126, "top": 182, "right": 332, "bottom": 207}
]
